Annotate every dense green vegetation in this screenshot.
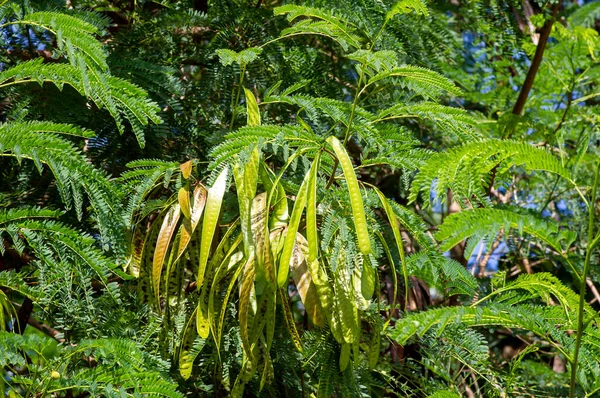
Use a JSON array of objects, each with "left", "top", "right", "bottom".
[{"left": 1, "top": 0, "right": 600, "bottom": 396}]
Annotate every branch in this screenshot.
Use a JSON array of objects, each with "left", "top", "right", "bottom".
[
  {"left": 28, "top": 317, "right": 65, "bottom": 343},
  {"left": 510, "top": 3, "right": 560, "bottom": 119}
]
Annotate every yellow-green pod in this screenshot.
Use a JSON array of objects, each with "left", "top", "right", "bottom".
[
  {"left": 198, "top": 167, "right": 228, "bottom": 286},
  {"left": 326, "top": 136, "right": 372, "bottom": 256}
]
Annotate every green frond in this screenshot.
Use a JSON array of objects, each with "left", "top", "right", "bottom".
[
  {"left": 0, "top": 122, "right": 123, "bottom": 247},
  {"left": 216, "top": 48, "right": 263, "bottom": 68},
  {"left": 569, "top": 2, "right": 600, "bottom": 28},
  {"left": 376, "top": 102, "right": 482, "bottom": 141},
  {"left": 390, "top": 304, "right": 561, "bottom": 346},
  {"left": 0, "top": 208, "right": 119, "bottom": 298},
  {"left": 18, "top": 11, "right": 107, "bottom": 70},
  {"left": 366, "top": 65, "right": 462, "bottom": 98},
  {"left": 0, "top": 57, "right": 161, "bottom": 148},
  {"left": 407, "top": 252, "right": 477, "bottom": 296},
  {"left": 346, "top": 50, "right": 399, "bottom": 75},
  {"left": 435, "top": 206, "right": 576, "bottom": 255},
  {"left": 274, "top": 5, "right": 364, "bottom": 51},
  {"left": 477, "top": 273, "right": 594, "bottom": 324},
  {"left": 387, "top": 0, "right": 429, "bottom": 19},
  {"left": 409, "top": 140, "right": 572, "bottom": 207},
  {"left": 209, "top": 125, "right": 323, "bottom": 168}
]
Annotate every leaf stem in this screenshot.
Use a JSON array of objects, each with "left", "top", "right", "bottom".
[
  {"left": 569, "top": 159, "right": 600, "bottom": 397},
  {"left": 343, "top": 63, "right": 366, "bottom": 145},
  {"left": 229, "top": 66, "right": 246, "bottom": 131}
]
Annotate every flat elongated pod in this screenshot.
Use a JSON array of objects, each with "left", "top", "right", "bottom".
[
  {"left": 373, "top": 187, "right": 408, "bottom": 311},
  {"left": 290, "top": 234, "right": 326, "bottom": 327},
  {"left": 326, "top": 136, "right": 371, "bottom": 255},
  {"left": 153, "top": 203, "right": 180, "bottom": 302},
  {"left": 198, "top": 167, "right": 228, "bottom": 286},
  {"left": 179, "top": 308, "right": 206, "bottom": 380},
  {"left": 306, "top": 151, "right": 321, "bottom": 262},
  {"left": 175, "top": 185, "right": 207, "bottom": 262},
  {"left": 244, "top": 88, "right": 261, "bottom": 126},
  {"left": 277, "top": 168, "right": 311, "bottom": 287},
  {"left": 178, "top": 186, "right": 191, "bottom": 219}
]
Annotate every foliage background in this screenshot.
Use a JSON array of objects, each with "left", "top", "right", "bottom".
[{"left": 1, "top": 0, "right": 600, "bottom": 397}]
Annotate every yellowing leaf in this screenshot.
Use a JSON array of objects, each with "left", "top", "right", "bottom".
[
  {"left": 127, "top": 226, "right": 145, "bottom": 277},
  {"left": 139, "top": 211, "right": 167, "bottom": 305},
  {"left": 326, "top": 136, "right": 372, "bottom": 256},
  {"left": 279, "top": 287, "right": 303, "bottom": 352},
  {"left": 251, "top": 193, "right": 271, "bottom": 290}
]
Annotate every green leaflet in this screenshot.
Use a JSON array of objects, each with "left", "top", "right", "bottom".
[
  {"left": 339, "top": 343, "right": 351, "bottom": 372},
  {"left": 244, "top": 88, "right": 261, "bottom": 127},
  {"left": 152, "top": 203, "right": 181, "bottom": 303},
  {"left": 277, "top": 154, "right": 319, "bottom": 287},
  {"left": 198, "top": 167, "right": 228, "bottom": 286},
  {"left": 372, "top": 187, "right": 408, "bottom": 312},
  {"left": 387, "top": 0, "right": 429, "bottom": 19},
  {"left": 326, "top": 136, "right": 372, "bottom": 256}
]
